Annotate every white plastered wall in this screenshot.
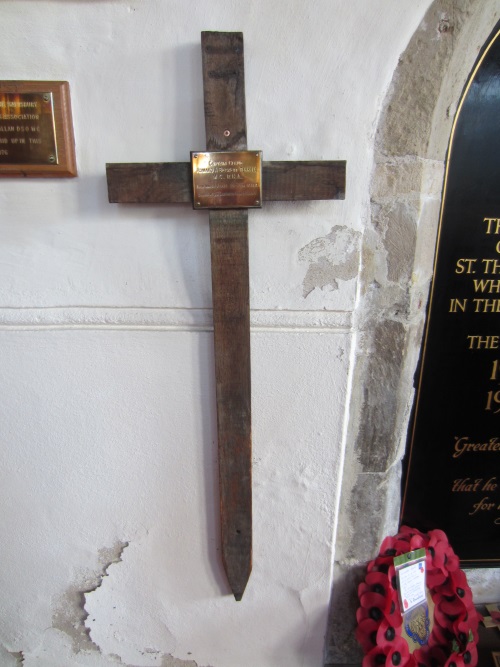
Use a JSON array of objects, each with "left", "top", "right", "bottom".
[{"left": 0, "top": 2, "right": 436, "bottom": 666}]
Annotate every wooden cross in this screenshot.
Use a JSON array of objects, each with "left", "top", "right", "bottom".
[{"left": 106, "top": 31, "right": 345, "bottom": 601}]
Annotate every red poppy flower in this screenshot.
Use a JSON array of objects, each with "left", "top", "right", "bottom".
[
  {"left": 453, "top": 617, "right": 479, "bottom": 642},
  {"left": 362, "top": 646, "right": 387, "bottom": 667},
  {"left": 356, "top": 617, "right": 379, "bottom": 653},
  {"left": 459, "top": 641, "right": 478, "bottom": 666},
  {"left": 412, "top": 646, "right": 431, "bottom": 666},
  {"left": 386, "top": 640, "right": 412, "bottom": 666},
  {"left": 408, "top": 533, "right": 426, "bottom": 551},
  {"left": 434, "top": 598, "right": 467, "bottom": 631},
  {"left": 384, "top": 589, "right": 403, "bottom": 628},
  {"left": 442, "top": 569, "right": 474, "bottom": 612},
  {"left": 427, "top": 619, "right": 450, "bottom": 648},
  {"left": 399, "top": 527, "right": 430, "bottom": 557},
  {"left": 427, "top": 530, "right": 459, "bottom": 574},
  {"left": 375, "top": 618, "right": 402, "bottom": 651},
  {"left": 359, "top": 571, "right": 391, "bottom": 599},
  {"left": 360, "top": 590, "right": 387, "bottom": 614},
  {"left": 362, "top": 639, "right": 412, "bottom": 667},
  {"left": 380, "top": 534, "right": 399, "bottom": 553},
  {"left": 438, "top": 596, "right": 468, "bottom": 620}
]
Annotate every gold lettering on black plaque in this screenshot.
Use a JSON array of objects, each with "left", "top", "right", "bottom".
[
  {"left": 0, "top": 81, "right": 77, "bottom": 177},
  {"left": 0, "top": 92, "right": 57, "bottom": 165},
  {"left": 191, "top": 150, "right": 262, "bottom": 209}
]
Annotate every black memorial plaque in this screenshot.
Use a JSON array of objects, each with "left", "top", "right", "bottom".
[{"left": 401, "top": 23, "right": 500, "bottom": 565}]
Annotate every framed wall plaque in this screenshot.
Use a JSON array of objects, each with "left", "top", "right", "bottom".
[
  {"left": 401, "top": 22, "right": 500, "bottom": 566},
  {"left": 0, "top": 81, "right": 77, "bottom": 177}
]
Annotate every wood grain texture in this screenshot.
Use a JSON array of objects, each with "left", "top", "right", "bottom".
[
  {"left": 209, "top": 209, "right": 252, "bottom": 601},
  {"left": 202, "top": 32, "right": 247, "bottom": 152},
  {"left": 106, "top": 162, "right": 192, "bottom": 204},
  {"left": 202, "top": 31, "right": 252, "bottom": 601},
  {"left": 106, "top": 161, "right": 346, "bottom": 204},
  {"left": 262, "top": 160, "right": 345, "bottom": 201}
]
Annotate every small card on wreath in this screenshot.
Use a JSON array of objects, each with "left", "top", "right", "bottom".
[{"left": 394, "top": 548, "right": 427, "bottom": 613}]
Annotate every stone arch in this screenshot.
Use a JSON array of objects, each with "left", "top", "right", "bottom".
[{"left": 326, "top": 1, "right": 500, "bottom": 664}]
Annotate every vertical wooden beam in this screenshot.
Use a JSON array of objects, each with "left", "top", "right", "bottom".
[{"left": 201, "top": 31, "right": 252, "bottom": 600}]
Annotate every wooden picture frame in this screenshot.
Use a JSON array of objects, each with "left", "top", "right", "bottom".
[{"left": 0, "top": 81, "right": 77, "bottom": 177}]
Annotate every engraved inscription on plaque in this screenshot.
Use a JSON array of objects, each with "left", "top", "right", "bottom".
[
  {"left": 191, "top": 150, "right": 262, "bottom": 209},
  {"left": 0, "top": 92, "right": 57, "bottom": 165},
  {"left": 0, "top": 81, "right": 77, "bottom": 177},
  {"left": 401, "top": 24, "right": 500, "bottom": 564}
]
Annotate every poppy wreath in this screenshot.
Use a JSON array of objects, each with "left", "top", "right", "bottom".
[{"left": 355, "top": 526, "right": 480, "bottom": 667}]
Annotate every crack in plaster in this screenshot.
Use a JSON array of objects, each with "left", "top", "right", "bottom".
[
  {"left": 52, "top": 540, "right": 129, "bottom": 654},
  {"left": 298, "top": 225, "right": 360, "bottom": 298}
]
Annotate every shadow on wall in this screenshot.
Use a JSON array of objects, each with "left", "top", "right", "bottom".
[
  {"left": 269, "top": 601, "right": 336, "bottom": 667},
  {"left": 324, "top": 564, "right": 364, "bottom": 666}
]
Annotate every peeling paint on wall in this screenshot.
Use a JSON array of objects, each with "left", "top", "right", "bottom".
[
  {"left": 153, "top": 656, "right": 201, "bottom": 667},
  {"left": 298, "top": 226, "right": 360, "bottom": 298},
  {"left": 52, "top": 542, "right": 202, "bottom": 666},
  {"left": 52, "top": 541, "right": 129, "bottom": 654}
]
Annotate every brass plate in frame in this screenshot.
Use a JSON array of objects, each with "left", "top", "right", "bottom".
[
  {"left": 0, "top": 92, "right": 57, "bottom": 165},
  {"left": 0, "top": 81, "right": 77, "bottom": 177},
  {"left": 191, "top": 150, "right": 262, "bottom": 209}
]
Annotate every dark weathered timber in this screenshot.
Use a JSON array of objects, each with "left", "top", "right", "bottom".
[
  {"left": 106, "top": 161, "right": 345, "bottom": 204},
  {"left": 262, "top": 160, "right": 345, "bottom": 201},
  {"left": 105, "top": 30, "right": 347, "bottom": 602},
  {"left": 210, "top": 209, "right": 252, "bottom": 601},
  {"left": 106, "top": 162, "right": 192, "bottom": 204},
  {"left": 202, "top": 31, "right": 252, "bottom": 601},
  {"left": 202, "top": 31, "right": 247, "bottom": 152}
]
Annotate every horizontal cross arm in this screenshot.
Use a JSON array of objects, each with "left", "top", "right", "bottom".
[
  {"left": 262, "top": 160, "right": 345, "bottom": 201},
  {"left": 106, "top": 162, "right": 192, "bottom": 204},
  {"left": 106, "top": 160, "right": 346, "bottom": 204}
]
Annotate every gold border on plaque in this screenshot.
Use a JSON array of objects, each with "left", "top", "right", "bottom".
[
  {"left": 400, "top": 25, "right": 500, "bottom": 565},
  {"left": 0, "top": 81, "right": 77, "bottom": 177},
  {"left": 191, "top": 150, "right": 262, "bottom": 209}
]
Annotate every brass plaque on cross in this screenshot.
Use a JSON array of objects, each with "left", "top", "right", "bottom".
[{"left": 191, "top": 150, "right": 262, "bottom": 209}]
